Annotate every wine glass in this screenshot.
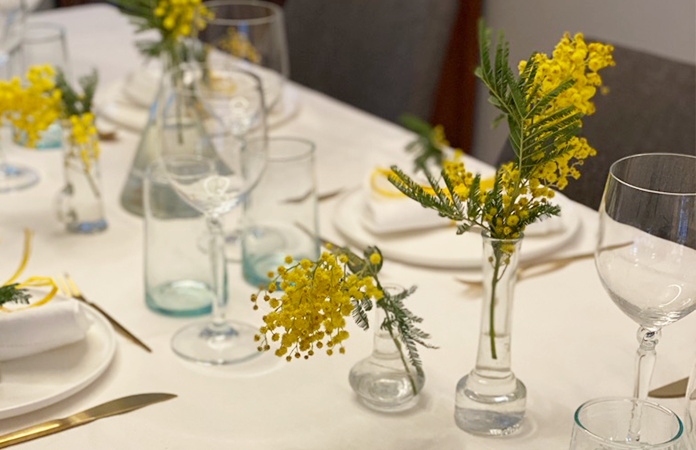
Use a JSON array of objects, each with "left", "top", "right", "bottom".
[
  {"left": 0, "top": 0, "right": 40, "bottom": 193},
  {"left": 595, "top": 153, "right": 696, "bottom": 441},
  {"left": 198, "top": 0, "right": 289, "bottom": 113},
  {"left": 161, "top": 67, "right": 267, "bottom": 365}
]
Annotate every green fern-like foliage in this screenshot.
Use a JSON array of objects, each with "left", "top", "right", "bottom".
[
  {"left": 0, "top": 284, "right": 30, "bottom": 308},
  {"left": 55, "top": 68, "right": 98, "bottom": 118},
  {"left": 474, "top": 23, "right": 582, "bottom": 175},
  {"left": 399, "top": 114, "right": 446, "bottom": 172}
]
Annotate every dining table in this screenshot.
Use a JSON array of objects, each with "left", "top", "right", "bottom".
[{"left": 0, "top": 4, "right": 694, "bottom": 449}]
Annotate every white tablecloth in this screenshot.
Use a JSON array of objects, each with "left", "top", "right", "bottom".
[{"left": 0, "top": 5, "right": 694, "bottom": 449}]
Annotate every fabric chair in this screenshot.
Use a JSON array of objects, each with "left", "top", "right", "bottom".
[
  {"left": 283, "top": 0, "right": 459, "bottom": 123},
  {"left": 496, "top": 43, "right": 696, "bottom": 210}
]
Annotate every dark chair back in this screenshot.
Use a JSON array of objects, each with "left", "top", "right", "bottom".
[{"left": 283, "top": 0, "right": 459, "bottom": 123}]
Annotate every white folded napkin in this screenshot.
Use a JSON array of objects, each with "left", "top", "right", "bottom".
[
  {"left": 0, "top": 298, "right": 92, "bottom": 361},
  {"left": 361, "top": 158, "right": 568, "bottom": 237}
]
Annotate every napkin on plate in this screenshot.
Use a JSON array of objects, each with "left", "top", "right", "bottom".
[
  {"left": 0, "top": 298, "right": 92, "bottom": 361},
  {"left": 361, "top": 158, "right": 568, "bottom": 237}
]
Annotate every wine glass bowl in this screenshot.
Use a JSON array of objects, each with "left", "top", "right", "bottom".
[
  {"left": 595, "top": 153, "right": 696, "bottom": 441},
  {"left": 597, "top": 153, "right": 696, "bottom": 329},
  {"left": 198, "top": 0, "right": 289, "bottom": 112}
]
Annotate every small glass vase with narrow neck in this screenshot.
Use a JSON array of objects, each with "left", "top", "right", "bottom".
[
  {"left": 119, "top": 43, "right": 200, "bottom": 216},
  {"left": 349, "top": 285, "right": 425, "bottom": 412},
  {"left": 455, "top": 232, "right": 526, "bottom": 436}
]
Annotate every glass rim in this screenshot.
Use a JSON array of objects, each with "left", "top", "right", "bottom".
[
  {"left": 574, "top": 397, "right": 684, "bottom": 447},
  {"left": 23, "top": 22, "right": 66, "bottom": 44},
  {"left": 246, "top": 137, "right": 315, "bottom": 163},
  {"left": 609, "top": 153, "right": 696, "bottom": 197},
  {"left": 205, "top": 0, "right": 283, "bottom": 26},
  {"left": 480, "top": 229, "right": 524, "bottom": 243}
]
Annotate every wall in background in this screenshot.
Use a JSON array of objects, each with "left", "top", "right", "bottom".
[{"left": 472, "top": 0, "right": 696, "bottom": 164}]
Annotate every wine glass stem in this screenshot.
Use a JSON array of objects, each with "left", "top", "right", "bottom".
[
  {"left": 628, "top": 326, "right": 660, "bottom": 442},
  {"left": 206, "top": 213, "right": 228, "bottom": 328}
]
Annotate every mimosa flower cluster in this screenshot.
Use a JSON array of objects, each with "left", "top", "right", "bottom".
[
  {"left": 112, "top": 0, "right": 214, "bottom": 64},
  {"left": 0, "top": 66, "right": 60, "bottom": 147},
  {"left": 66, "top": 113, "right": 99, "bottom": 171},
  {"left": 252, "top": 249, "right": 383, "bottom": 361},
  {"left": 154, "top": 0, "right": 213, "bottom": 39},
  {"left": 251, "top": 242, "right": 434, "bottom": 389},
  {"left": 390, "top": 24, "right": 614, "bottom": 243}
]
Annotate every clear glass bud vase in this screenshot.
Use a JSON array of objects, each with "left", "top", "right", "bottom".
[
  {"left": 120, "top": 45, "right": 196, "bottom": 216},
  {"left": 56, "top": 117, "right": 107, "bottom": 234},
  {"left": 349, "top": 286, "right": 425, "bottom": 412},
  {"left": 119, "top": 59, "right": 170, "bottom": 217},
  {"left": 455, "top": 232, "right": 526, "bottom": 436}
]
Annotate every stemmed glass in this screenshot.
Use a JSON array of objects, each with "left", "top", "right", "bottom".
[
  {"left": 198, "top": 0, "right": 289, "bottom": 113},
  {"left": 0, "top": 0, "right": 40, "bottom": 193},
  {"left": 196, "top": 0, "right": 288, "bottom": 261},
  {"left": 595, "top": 153, "right": 696, "bottom": 441},
  {"left": 161, "top": 67, "right": 267, "bottom": 364}
]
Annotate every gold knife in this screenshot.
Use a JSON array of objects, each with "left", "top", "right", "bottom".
[
  {"left": 0, "top": 393, "right": 176, "bottom": 448},
  {"left": 649, "top": 378, "right": 689, "bottom": 399}
]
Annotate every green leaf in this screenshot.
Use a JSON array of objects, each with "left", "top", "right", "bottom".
[
  {"left": 399, "top": 114, "right": 432, "bottom": 135},
  {"left": 0, "top": 284, "right": 30, "bottom": 307}
]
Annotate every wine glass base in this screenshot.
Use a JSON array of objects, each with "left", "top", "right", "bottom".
[
  {"left": 0, "top": 164, "right": 39, "bottom": 193},
  {"left": 171, "top": 320, "right": 262, "bottom": 365}
]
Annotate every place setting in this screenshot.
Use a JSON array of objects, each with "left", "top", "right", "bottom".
[
  {"left": 0, "top": 229, "right": 156, "bottom": 425},
  {"left": 1, "top": 0, "right": 696, "bottom": 449}
]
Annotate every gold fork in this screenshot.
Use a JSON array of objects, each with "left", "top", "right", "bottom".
[{"left": 55, "top": 274, "right": 152, "bottom": 353}]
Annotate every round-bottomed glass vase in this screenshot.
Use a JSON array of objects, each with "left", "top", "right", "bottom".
[
  {"left": 349, "top": 285, "right": 425, "bottom": 412},
  {"left": 455, "top": 232, "right": 526, "bottom": 436}
]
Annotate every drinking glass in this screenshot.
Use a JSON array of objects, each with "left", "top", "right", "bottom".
[
  {"left": 0, "top": 1, "right": 25, "bottom": 78},
  {"left": 569, "top": 398, "right": 683, "bottom": 450},
  {"left": 0, "top": 0, "right": 39, "bottom": 193},
  {"left": 242, "top": 137, "right": 319, "bottom": 287},
  {"left": 596, "top": 153, "right": 696, "bottom": 441},
  {"left": 198, "top": 0, "right": 289, "bottom": 112},
  {"left": 161, "top": 67, "right": 267, "bottom": 364},
  {"left": 19, "top": 22, "right": 70, "bottom": 75},
  {"left": 144, "top": 161, "right": 214, "bottom": 317},
  {"left": 16, "top": 22, "right": 71, "bottom": 149}
]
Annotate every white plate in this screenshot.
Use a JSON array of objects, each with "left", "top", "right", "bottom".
[
  {"left": 94, "top": 77, "right": 301, "bottom": 132},
  {"left": 333, "top": 190, "right": 581, "bottom": 269},
  {"left": 0, "top": 303, "right": 117, "bottom": 419}
]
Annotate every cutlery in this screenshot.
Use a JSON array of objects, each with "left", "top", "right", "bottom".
[
  {"left": 55, "top": 274, "right": 152, "bottom": 353},
  {"left": 648, "top": 377, "right": 689, "bottom": 399},
  {"left": 0, "top": 393, "right": 176, "bottom": 448},
  {"left": 284, "top": 188, "right": 345, "bottom": 204},
  {"left": 455, "top": 242, "right": 631, "bottom": 288}
]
